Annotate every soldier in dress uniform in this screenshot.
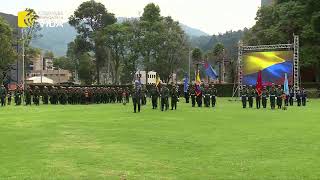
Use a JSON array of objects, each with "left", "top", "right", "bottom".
[
  {"left": 296, "top": 89, "right": 302, "bottom": 106},
  {"left": 132, "top": 80, "right": 142, "bottom": 113},
  {"left": 248, "top": 85, "right": 254, "bottom": 108},
  {"left": 261, "top": 86, "right": 268, "bottom": 109},
  {"left": 255, "top": 85, "right": 261, "bottom": 109},
  {"left": 276, "top": 85, "right": 283, "bottom": 109},
  {"left": 269, "top": 84, "right": 276, "bottom": 109},
  {"left": 289, "top": 87, "right": 294, "bottom": 106}
]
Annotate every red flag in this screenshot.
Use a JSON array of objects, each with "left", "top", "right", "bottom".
[{"left": 256, "top": 71, "right": 262, "bottom": 96}]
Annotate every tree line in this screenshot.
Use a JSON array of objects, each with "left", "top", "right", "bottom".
[{"left": 54, "top": 1, "right": 189, "bottom": 85}]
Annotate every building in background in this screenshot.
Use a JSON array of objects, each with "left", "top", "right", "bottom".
[{"left": 26, "top": 55, "right": 72, "bottom": 84}]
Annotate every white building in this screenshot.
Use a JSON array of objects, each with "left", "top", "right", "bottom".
[{"left": 135, "top": 71, "right": 157, "bottom": 85}]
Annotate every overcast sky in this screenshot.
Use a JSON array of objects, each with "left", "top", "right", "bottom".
[{"left": 0, "top": 0, "right": 261, "bottom": 35}]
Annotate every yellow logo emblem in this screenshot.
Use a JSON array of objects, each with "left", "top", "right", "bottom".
[{"left": 18, "top": 10, "right": 37, "bottom": 28}]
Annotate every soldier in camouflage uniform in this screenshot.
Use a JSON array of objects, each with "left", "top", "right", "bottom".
[
  {"left": 210, "top": 84, "right": 217, "bottom": 108},
  {"left": 203, "top": 84, "right": 210, "bottom": 107},
  {"left": 241, "top": 85, "right": 248, "bottom": 108},
  {"left": 151, "top": 86, "right": 159, "bottom": 109},
  {"left": 160, "top": 83, "right": 169, "bottom": 111},
  {"left": 33, "top": 86, "right": 40, "bottom": 106},
  {"left": 170, "top": 84, "right": 179, "bottom": 110}
]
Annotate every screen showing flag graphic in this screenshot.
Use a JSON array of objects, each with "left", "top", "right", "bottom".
[{"left": 243, "top": 51, "right": 293, "bottom": 86}]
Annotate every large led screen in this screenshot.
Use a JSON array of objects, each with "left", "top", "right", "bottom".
[{"left": 243, "top": 51, "right": 293, "bottom": 86}]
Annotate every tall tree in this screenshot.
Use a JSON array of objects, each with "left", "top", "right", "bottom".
[
  {"left": 0, "top": 17, "right": 16, "bottom": 84},
  {"left": 69, "top": 0, "right": 116, "bottom": 84}
]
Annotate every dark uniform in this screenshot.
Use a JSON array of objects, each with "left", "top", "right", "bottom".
[
  {"left": 184, "top": 87, "right": 190, "bottom": 103},
  {"left": 14, "top": 88, "right": 22, "bottom": 106},
  {"left": 25, "top": 87, "right": 32, "bottom": 106},
  {"left": 7, "top": 91, "right": 12, "bottom": 105},
  {"left": 269, "top": 85, "right": 276, "bottom": 109},
  {"left": 151, "top": 86, "right": 159, "bottom": 109},
  {"left": 132, "top": 82, "right": 142, "bottom": 113},
  {"left": 190, "top": 86, "right": 196, "bottom": 107},
  {"left": 211, "top": 85, "right": 217, "bottom": 108},
  {"left": 276, "top": 86, "right": 283, "bottom": 109},
  {"left": 289, "top": 88, "right": 294, "bottom": 106},
  {"left": 0, "top": 85, "right": 6, "bottom": 106},
  {"left": 255, "top": 88, "right": 261, "bottom": 109},
  {"left": 296, "top": 89, "right": 302, "bottom": 106},
  {"left": 33, "top": 86, "right": 40, "bottom": 106},
  {"left": 203, "top": 85, "right": 211, "bottom": 107},
  {"left": 170, "top": 85, "right": 179, "bottom": 110},
  {"left": 42, "top": 86, "right": 49, "bottom": 104},
  {"left": 196, "top": 86, "right": 203, "bottom": 107},
  {"left": 301, "top": 88, "right": 307, "bottom": 106},
  {"left": 160, "top": 85, "right": 169, "bottom": 111},
  {"left": 261, "top": 88, "right": 268, "bottom": 108},
  {"left": 248, "top": 86, "right": 254, "bottom": 108},
  {"left": 241, "top": 86, "right": 248, "bottom": 108}
]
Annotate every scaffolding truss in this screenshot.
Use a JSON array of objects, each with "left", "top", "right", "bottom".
[{"left": 234, "top": 36, "right": 300, "bottom": 97}]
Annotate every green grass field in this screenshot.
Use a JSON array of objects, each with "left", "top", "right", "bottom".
[{"left": 0, "top": 98, "right": 320, "bottom": 180}]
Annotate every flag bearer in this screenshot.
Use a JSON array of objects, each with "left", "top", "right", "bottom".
[
  {"left": 276, "top": 85, "right": 283, "bottom": 109},
  {"left": 190, "top": 85, "right": 196, "bottom": 107},
  {"left": 203, "top": 84, "right": 210, "bottom": 107},
  {"left": 255, "top": 86, "right": 261, "bottom": 109}
]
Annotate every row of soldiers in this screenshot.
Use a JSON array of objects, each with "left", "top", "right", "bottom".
[
  {"left": 0, "top": 85, "right": 133, "bottom": 106},
  {"left": 241, "top": 85, "right": 307, "bottom": 109},
  {"left": 184, "top": 84, "right": 218, "bottom": 108},
  {"left": 132, "top": 83, "right": 180, "bottom": 113}
]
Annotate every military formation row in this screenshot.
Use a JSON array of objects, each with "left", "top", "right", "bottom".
[{"left": 240, "top": 85, "right": 307, "bottom": 109}]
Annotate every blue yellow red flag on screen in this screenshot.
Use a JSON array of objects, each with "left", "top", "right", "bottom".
[{"left": 243, "top": 51, "right": 293, "bottom": 86}]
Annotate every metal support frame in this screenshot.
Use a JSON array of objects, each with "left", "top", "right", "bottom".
[
  {"left": 235, "top": 36, "right": 299, "bottom": 97},
  {"left": 293, "top": 35, "right": 300, "bottom": 94}
]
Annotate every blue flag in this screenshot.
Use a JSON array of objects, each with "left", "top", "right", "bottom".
[
  {"left": 204, "top": 62, "right": 218, "bottom": 80},
  {"left": 184, "top": 74, "right": 189, "bottom": 93},
  {"left": 284, "top": 73, "right": 289, "bottom": 95}
]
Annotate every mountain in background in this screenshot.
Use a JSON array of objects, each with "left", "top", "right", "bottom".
[{"left": 1, "top": 12, "right": 241, "bottom": 58}]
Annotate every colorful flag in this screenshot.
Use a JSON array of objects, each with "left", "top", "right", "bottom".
[
  {"left": 204, "top": 62, "right": 218, "bottom": 80},
  {"left": 195, "top": 70, "right": 202, "bottom": 96},
  {"left": 184, "top": 74, "right": 189, "bottom": 93},
  {"left": 284, "top": 73, "right": 289, "bottom": 95},
  {"left": 156, "top": 76, "right": 161, "bottom": 87},
  {"left": 256, "top": 70, "right": 262, "bottom": 96}
]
